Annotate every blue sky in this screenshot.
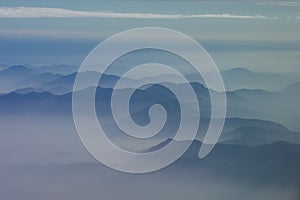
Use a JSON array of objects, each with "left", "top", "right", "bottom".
[{"left": 0, "top": 0, "right": 300, "bottom": 72}]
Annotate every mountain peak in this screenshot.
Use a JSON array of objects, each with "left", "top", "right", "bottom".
[
  {"left": 3, "top": 65, "right": 32, "bottom": 72},
  {"left": 281, "top": 82, "right": 300, "bottom": 93},
  {"left": 222, "top": 67, "right": 254, "bottom": 74}
]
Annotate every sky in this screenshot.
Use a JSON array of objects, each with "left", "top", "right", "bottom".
[{"left": 0, "top": 0, "right": 300, "bottom": 73}]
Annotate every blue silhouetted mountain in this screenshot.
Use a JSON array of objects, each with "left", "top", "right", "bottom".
[
  {"left": 221, "top": 67, "right": 300, "bottom": 91},
  {"left": 231, "top": 83, "right": 300, "bottom": 132},
  {"left": 0, "top": 65, "right": 299, "bottom": 140},
  {"left": 0, "top": 65, "right": 41, "bottom": 93},
  {"left": 0, "top": 65, "right": 38, "bottom": 79},
  {"left": 1, "top": 71, "right": 300, "bottom": 133},
  {"left": 279, "top": 82, "right": 300, "bottom": 95},
  {"left": 37, "top": 71, "right": 140, "bottom": 94},
  {"left": 36, "top": 64, "right": 78, "bottom": 75},
  {"left": 0, "top": 64, "right": 76, "bottom": 94},
  {"left": 0, "top": 65, "right": 73, "bottom": 94},
  {"left": 142, "top": 117, "right": 300, "bottom": 149},
  {"left": 13, "top": 87, "right": 44, "bottom": 94},
  {"left": 2, "top": 65, "right": 300, "bottom": 95},
  {"left": 17, "top": 72, "right": 62, "bottom": 89},
  {"left": 1, "top": 87, "right": 299, "bottom": 147},
  {"left": 37, "top": 73, "right": 78, "bottom": 94},
  {"left": 221, "top": 124, "right": 300, "bottom": 146},
  {"left": 223, "top": 67, "right": 254, "bottom": 77}
]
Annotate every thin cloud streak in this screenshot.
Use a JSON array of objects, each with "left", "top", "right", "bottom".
[
  {"left": 0, "top": 7, "right": 275, "bottom": 19},
  {"left": 257, "top": 1, "right": 300, "bottom": 7}
]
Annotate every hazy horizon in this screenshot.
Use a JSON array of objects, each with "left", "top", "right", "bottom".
[{"left": 0, "top": 0, "right": 300, "bottom": 73}]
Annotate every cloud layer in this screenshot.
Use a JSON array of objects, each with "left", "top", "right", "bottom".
[{"left": 0, "top": 7, "right": 273, "bottom": 19}]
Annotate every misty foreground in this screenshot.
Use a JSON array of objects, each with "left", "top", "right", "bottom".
[{"left": 0, "top": 140, "right": 299, "bottom": 200}]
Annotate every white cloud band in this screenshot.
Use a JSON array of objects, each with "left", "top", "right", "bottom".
[{"left": 0, "top": 7, "right": 274, "bottom": 19}]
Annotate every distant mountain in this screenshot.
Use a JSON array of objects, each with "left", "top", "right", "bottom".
[
  {"left": 13, "top": 87, "right": 44, "bottom": 94},
  {"left": 2, "top": 65, "right": 299, "bottom": 94},
  {"left": 233, "top": 88, "right": 271, "bottom": 98},
  {"left": 0, "top": 65, "right": 38, "bottom": 78},
  {"left": 129, "top": 81, "right": 300, "bottom": 133},
  {"left": 221, "top": 68, "right": 300, "bottom": 91},
  {"left": 36, "top": 64, "right": 78, "bottom": 75},
  {"left": 223, "top": 67, "right": 254, "bottom": 76},
  {"left": 0, "top": 64, "right": 79, "bottom": 93},
  {"left": 0, "top": 88, "right": 299, "bottom": 147},
  {"left": 222, "top": 117, "right": 289, "bottom": 132},
  {"left": 0, "top": 64, "right": 299, "bottom": 131},
  {"left": 280, "top": 82, "right": 300, "bottom": 95},
  {"left": 17, "top": 72, "right": 62, "bottom": 89},
  {"left": 200, "top": 117, "right": 300, "bottom": 146},
  {"left": 222, "top": 125, "right": 300, "bottom": 146},
  {"left": 0, "top": 65, "right": 41, "bottom": 93},
  {"left": 38, "top": 71, "right": 144, "bottom": 94},
  {"left": 37, "top": 72, "right": 78, "bottom": 94},
  {"left": 231, "top": 83, "right": 300, "bottom": 132}
]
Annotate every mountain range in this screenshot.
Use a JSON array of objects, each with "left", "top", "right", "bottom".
[
  {"left": 1, "top": 65, "right": 299, "bottom": 132},
  {"left": 221, "top": 67, "right": 300, "bottom": 91},
  {"left": 0, "top": 64, "right": 299, "bottom": 199},
  {"left": 2, "top": 65, "right": 300, "bottom": 94},
  {"left": 1, "top": 64, "right": 299, "bottom": 160}
]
